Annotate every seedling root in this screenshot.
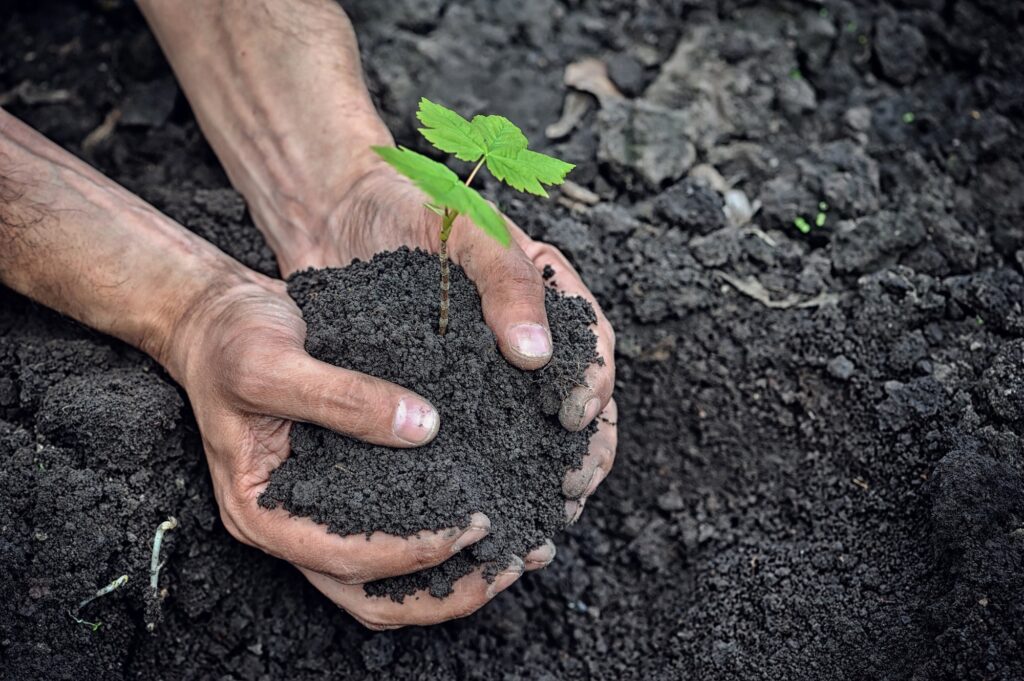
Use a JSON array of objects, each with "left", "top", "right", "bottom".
[{"left": 150, "top": 516, "right": 177, "bottom": 594}]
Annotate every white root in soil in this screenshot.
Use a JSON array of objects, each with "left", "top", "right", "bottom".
[
  {"left": 150, "top": 516, "right": 177, "bottom": 593},
  {"left": 70, "top": 574, "right": 129, "bottom": 630}
]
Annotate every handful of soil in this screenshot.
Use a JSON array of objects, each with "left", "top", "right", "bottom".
[{"left": 259, "top": 248, "right": 598, "bottom": 601}]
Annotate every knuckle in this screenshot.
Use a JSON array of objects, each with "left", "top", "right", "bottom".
[
  {"left": 333, "top": 375, "right": 390, "bottom": 439},
  {"left": 492, "top": 254, "right": 544, "bottom": 297}
]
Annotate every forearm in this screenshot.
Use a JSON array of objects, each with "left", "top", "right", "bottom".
[
  {"left": 0, "top": 108, "right": 255, "bottom": 378},
  {"left": 137, "top": 0, "right": 391, "bottom": 272}
]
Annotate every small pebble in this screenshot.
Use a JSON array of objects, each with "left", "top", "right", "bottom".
[{"left": 827, "top": 355, "right": 855, "bottom": 381}]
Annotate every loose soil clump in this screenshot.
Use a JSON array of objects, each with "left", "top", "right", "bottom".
[{"left": 259, "top": 248, "right": 597, "bottom": 600}]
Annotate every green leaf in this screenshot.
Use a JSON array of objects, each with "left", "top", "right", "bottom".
[
  {"left": 416, "top": 98, "right": 486, "bottom": 162},
  {"left": 485, "top": 148, "right": 575, "bottom": 197},
  {"left": 415, "top": 99, "right": 575, "bottom": 197},
  {"left": 469, "top": 115, "right": 573, "bottom": 197},
  {"left": 469, "top": 115, "right": 528, "bottom": 156},
  {"left": 372, "top": 145, "right": 510, "bottom": 246}
]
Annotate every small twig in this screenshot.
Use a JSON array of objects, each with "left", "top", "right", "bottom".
[{"left": 150, "top": 517, "right": 178, "bottom": 594}]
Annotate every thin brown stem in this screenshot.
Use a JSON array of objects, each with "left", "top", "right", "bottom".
[
  {"left": 438, "top": 208, "right": 457, "bottom": 336},
  {"left": 465, "top": 158, "right": 485, "bottom": 187},
  {"left": 436, "top": 160, "right": 482, "bottom": 336}
]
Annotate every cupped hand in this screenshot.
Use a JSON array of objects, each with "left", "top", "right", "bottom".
[
  {"left": 278, "top": 162, "right": 618, "bottom": 529},
  {"left": 165, "top": 271, "right": 558, "bottom": 628}
]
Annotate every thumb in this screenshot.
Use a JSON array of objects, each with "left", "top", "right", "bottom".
[
  {"left": 267, "top": 349, "right": 440, "bottom": 447},
  {"left": 450, "top": 215, "right": 552, "bottom": 370}
]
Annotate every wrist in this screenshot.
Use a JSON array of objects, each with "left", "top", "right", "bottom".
[
  {"left": 247, "top": 121, "right": 394, "bottom": 276},
  {"left": 138, "top": 245, "right": 272, "bottom": 385}
]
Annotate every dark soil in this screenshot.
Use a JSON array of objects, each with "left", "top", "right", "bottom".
[
  {"left": 259, "top": 248, "right": 597, "bottom": 600},
  {"left": 2, "top": 1, "right": 1023, "bottom": 680}
]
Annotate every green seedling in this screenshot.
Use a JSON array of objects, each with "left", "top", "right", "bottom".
[
  {"left": 69, "top": 613, "right": 103, "bottom": 632},
  {"left": 70, "top": 574, "right": 128, "bottom": 630},
  {"left": 902, "top": 112, "right": 916, "bottom": 124},
  {"left": 794, "top": 201, "right": 829, "bottom": 234},
  {"left": 150, "top": 516, "right": 177, "bottom": 594},
  {"left": 372, "top": 98, "right": 574, "bottom": 335}
]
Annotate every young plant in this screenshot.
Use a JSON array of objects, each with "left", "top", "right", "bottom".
[
  {"left": 150, "top": 516, "right": 177, "bottom": 594},
  {"left": 372, "top": 98, "right": 575, "bottom": 335},
  {"left": 69, "top": 574, "right": 129, "bottom": 631},
  {"left": 794, "top": 201, "right": 830, "bottom": 234}
]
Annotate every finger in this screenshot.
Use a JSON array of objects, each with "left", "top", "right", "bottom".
[
  {"left": 524, "top": 539, "right": 557, "bottom": 571},
  {"left": 300, "top": 557, "right": 525, "bottom": 629},
  {"left": 251, "top": 349, "right": 440, "bottom": 447},
  {"left": 565, "top": 497, "right": 586, "bottom": 525},
  {"left": 562, "top": 398, "right": 618, "bottom": 499},
  {"left": 225, "top": 491, "right": 491, "bottom": 584},
  {"left": 507, "top": 224, "right": 616, "bottom": 431},
  {"left": 448, "top": 213, "right": 553, "bottom": 371}
]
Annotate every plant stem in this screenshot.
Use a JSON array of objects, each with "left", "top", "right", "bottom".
[
  {"left": 436, "top": 158, "right": 483, "bottom": 336},
  {"left": 438, "top": 209, "right": 457, "bottom": 336},
  {"left": 150, "top": 516, "right": 178, "bottom": 593},
  {"left": 76, "top": 574, "right": 129, "bottom": 612},
  {"left": 465, "top": 158, "right": 485, "bottom": 187}
]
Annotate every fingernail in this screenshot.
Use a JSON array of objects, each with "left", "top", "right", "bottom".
[
  {"left": 452, "top": 512, "right": 490, "bottom": 553},
  {"left": 486, "top": 556, "right": 524, "bottom": 599},
  {"left": 526, "top": 540, "right": 557, "bottom": 568},
  {"left": 562, "top": 467, "right": 595, "bottom": 498},
  {"left": 559, "top": 387, "right": 600, "bottom": 432},
  {"left": 584, "top": 468, "right": 606, "bottom": 497},
  {"left": 508, "top": 323, "right": 552, "bottom": 360},
  {"left": 564, "top": 498, "right": 586, "bottom": 525},
  {"left": 393, "top": 397, "right": 439, "bottom": 445}
]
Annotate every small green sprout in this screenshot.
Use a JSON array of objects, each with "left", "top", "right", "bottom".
[
  {"left": 902, "top": 112, "right": 916, "bottom": 124},
  {"left": 795, "top": 201, "right": 830, "bottom": 233},
  {"left": 816, "top": 201, "right": 829, "bottom": 227},
  {"left": 150, "top": 516, "right": 177, "bottom": 594},
  {"left": 373, "top": 98, "right": 574, "bottom": 335},
  {"left": 819, "top": 7, "right": 829, "bottom": 18},
  {"left": 789, "top": 68, "right": 803, "bottom": 81},
  {"left": 69, "top": 613, "right": 103, "bottom": 632},
  {"left": 70, "top": 573, "right": 128, "bottom": 630}
]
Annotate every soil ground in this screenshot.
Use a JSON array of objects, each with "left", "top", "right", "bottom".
[{"left": 1, "top": 1, "right": 1023, "bottom": 679}]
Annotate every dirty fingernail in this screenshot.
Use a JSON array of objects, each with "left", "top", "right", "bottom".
[
  {"left": 526, "top": 540, "right": 557, "bottom": 568},
  {"left": 564, "top": 498, "right": 586, "bottom": 525},
  {"left": 486, "top": 556, "right": 524, "bottom": 599},
  {"left": 452, "top": 512, "right": 490, "bottom": 553},
  {"left": 508, "top": 323, "right": 552, "bottom": 360},
  {"left": 563, "top": 466, "right": 596, "bottom": 498},
  {"left": 559, "top": 388, "right": 600, "bottom": 432},
  {"left": 584, "top": 468, "right": 606, "bottom": 498},
  {"left": 393, "top": 397, "right": 439, "bottom": 445}
]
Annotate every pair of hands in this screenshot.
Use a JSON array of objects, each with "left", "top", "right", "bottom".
[{"left": 172, "top": 164, "right": 618, "bottom": 629}]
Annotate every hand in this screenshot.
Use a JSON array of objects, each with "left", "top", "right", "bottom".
[
  {"left": 276, "top": 161, "right": 619, "bottom": 531},
  {"left": 165, "top": 270, "right": 559, "bottom": 629}
]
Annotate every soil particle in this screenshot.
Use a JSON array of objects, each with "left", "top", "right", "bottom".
[{"left": 259, "top": 248, "right": 597, "bottom": 600}]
